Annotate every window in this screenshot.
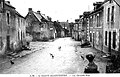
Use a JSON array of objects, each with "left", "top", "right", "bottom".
[
  {"left": 90, "top": 33, "right": 92, "bottom": 42},
  {"left": 105, "top": 31, "right": 107, "bottom": 46},
  {"left": 96, "top": 32, "right": 99, "bottom": 45},
  {"left": 97, "top": 14, "right": 99, "bottom": 27},
  {"left": 111, "top": 6, "right": 114, "bottom": 25},
  {"left": 21, "top": 31, "right": 22, "bottom": 40},
  {"left": 107, "top": 8, "right": 110, "bottom": 24},
  {"left": 89, "top": 16, "right": 93, "bottom": 27},
  {"left": 18, "top": 18, "right": 20, "bottom": 27},
  {"left": 18, "top": 31, "right": 20, "bottom": 40},
  {"left": 23, "top": 32, "right": 25, "bottom": 38},
  {"left": 7, "top": 13, "right": 9, "bottom": 24},
  {"left": 113, "top": 32, "right": 116, "bottom": 49}
]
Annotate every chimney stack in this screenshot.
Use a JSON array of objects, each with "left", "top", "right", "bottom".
[
  {"left": 37, "top": 10, "right": 41, "bottom": 14},
  {"left": 7, "top": 1, "right": 10, "bottom": 4},
  {"left": 28, "top": 8, "right": 32, "bottom": 12},
  {"left": 0, "top": 0, "right": 3, "bottom": 2},
  {"left": 67, "top": 20, "right": 69, "bottom": 23},
  {"left": 93, "top": 2, "right": 103, "bottom": 10}
]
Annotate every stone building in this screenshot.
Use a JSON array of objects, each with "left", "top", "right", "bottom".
[
  {"left": 73, "top": 12, "right": 90, "bottom": 43},
  {"left": 60, "top": 21, "right": 70, "bottom": 37},
  {"left": 47, "top": 20, "right": 56, "bottom": 39},
  {"left": 53, "top": 21, "right": 64, "bottom": 38},
  {"left": 103, "top": 0, "right": 120, "bottom": 56},
  {"left": 69, "top": 22, "right": 74, "bottom": 37},
  {"left": 0, "top": 0, "right": 26, "bottom": 54},
  {"left": 25, "top": 8, "right": 56, "bottom": 41},
  {"left": 82, "top": 12, "right": 90, "bottom": 42},
  {"left": 72, "top": 19, "right": 80, "bottom": 41},
  {"left": 88, "top": 2, "right": 104, "bottom": 51},
  {"left": 72, "top": 12, "right": 90, "bottom": 43}
]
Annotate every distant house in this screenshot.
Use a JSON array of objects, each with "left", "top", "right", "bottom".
[
  {"left": 25, "top": 8, "right": 56, "bottom": 41},
  {"left": 60, "top": 21, "right": 70, "bottom": 37},
  {"left": 47, "top": 18, "right": 56, "bottom": 39},
  {"left": 73, "top": 19, "right": 80, "bottom": 41},
  {"left": 0, "top": 0, "right": 26, "bottom": 54},
  {"left": 69, "top": 22, "right": 74, "bottom": 37},
  {"left": 53, "top": 21, "right": 64, "bottom": 38}
]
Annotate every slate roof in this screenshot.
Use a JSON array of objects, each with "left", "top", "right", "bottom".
[
  {"left": 104, "top": 0, "right": 120, "bottom": 6},
  {"left": 41, "top": 14, "right": 49, "bottom": 21},
  {"left": 114, "top": 0, "right": 120, "bottom": 6},
  {"left": 5, "top": 1, "right": 15, "bottom": 9},
  {"left": 33, "top": 12, "right": 42, "bottom": 22},
  {"left": 31, "top": 12, "right": 49, "bottom": 22}
]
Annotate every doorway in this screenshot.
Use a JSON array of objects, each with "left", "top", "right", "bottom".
[
  {"left": 108, "top": 32, "right": 111, "bottom": 54},
  {"left": 6, "top": 35, "right": 10, "bottom": 51}
]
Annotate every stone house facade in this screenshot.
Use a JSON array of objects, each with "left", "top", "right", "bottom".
[
  {"left": 103, "top": 0, "right": 120, "bottom": 55},
  {"left": 53, "top": 21, "right": 64, "bottom": 38},
  {"left": 0, "top": 0, "right": 26, "bottom": 54},
  {"left": 25, "top": 8, "right": 56, "bottom": 41},
  {"left": 72, "top": 19, "right": 80, "bottom": 41},
  {"left": 88, "top": 2, "right": 104, "bottom": 51},
  {"left": 60, "top": 21, "right": 70, "bottom": 37}
]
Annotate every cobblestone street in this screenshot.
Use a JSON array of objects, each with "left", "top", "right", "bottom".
[{"left": 0, "top": 37, "right": 107, "bottom": 74}]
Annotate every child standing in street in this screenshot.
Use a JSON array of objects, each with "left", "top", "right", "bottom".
[{"left": 84, "top": 52, "right": 99, "bottom": 73}]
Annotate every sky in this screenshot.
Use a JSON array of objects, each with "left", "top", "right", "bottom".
[{"left": 9, "top": 0, "right": 104, "bottom": 22}]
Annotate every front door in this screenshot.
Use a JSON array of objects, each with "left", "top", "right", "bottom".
[{"left": 108, "top": 32, "right": 111, "bottom": 54}]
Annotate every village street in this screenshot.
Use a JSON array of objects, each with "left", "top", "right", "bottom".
[{"left": 0, "top": 37, "right": 107, "bottom": 74}]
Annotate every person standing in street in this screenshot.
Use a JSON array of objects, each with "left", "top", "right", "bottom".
[{"left": 84, "top": 52, "right": 99, "bottom": 73}]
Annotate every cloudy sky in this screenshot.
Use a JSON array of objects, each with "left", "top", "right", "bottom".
[{"left": 9, "top": 0, "right": 104, "bottom": 22}]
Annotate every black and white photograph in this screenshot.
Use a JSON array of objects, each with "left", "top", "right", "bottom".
[{"left": 0, "top": 0, "right": 120, "bottom": 77}]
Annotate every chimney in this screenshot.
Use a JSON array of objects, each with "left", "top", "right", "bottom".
[
  {"left": 93, "top": 2, "right": 103, "bottom": 10},
  {"left": 79, "top": 15, "right": 83, "bottom": 18},
  {"left": 67, "top": 20, "right": 69, "bottom": 23},
  {"left": 28, "top": 8, "right": 32, "bottom": 12},
  {"left": 0, "top": 0, "right": 3, "bottom": 2},
  {"left": 37, "top": 10, "right": 41, "bottom": 14},
  {"left": 7, "top": 1, "right": 10, "bottom": 4}
]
